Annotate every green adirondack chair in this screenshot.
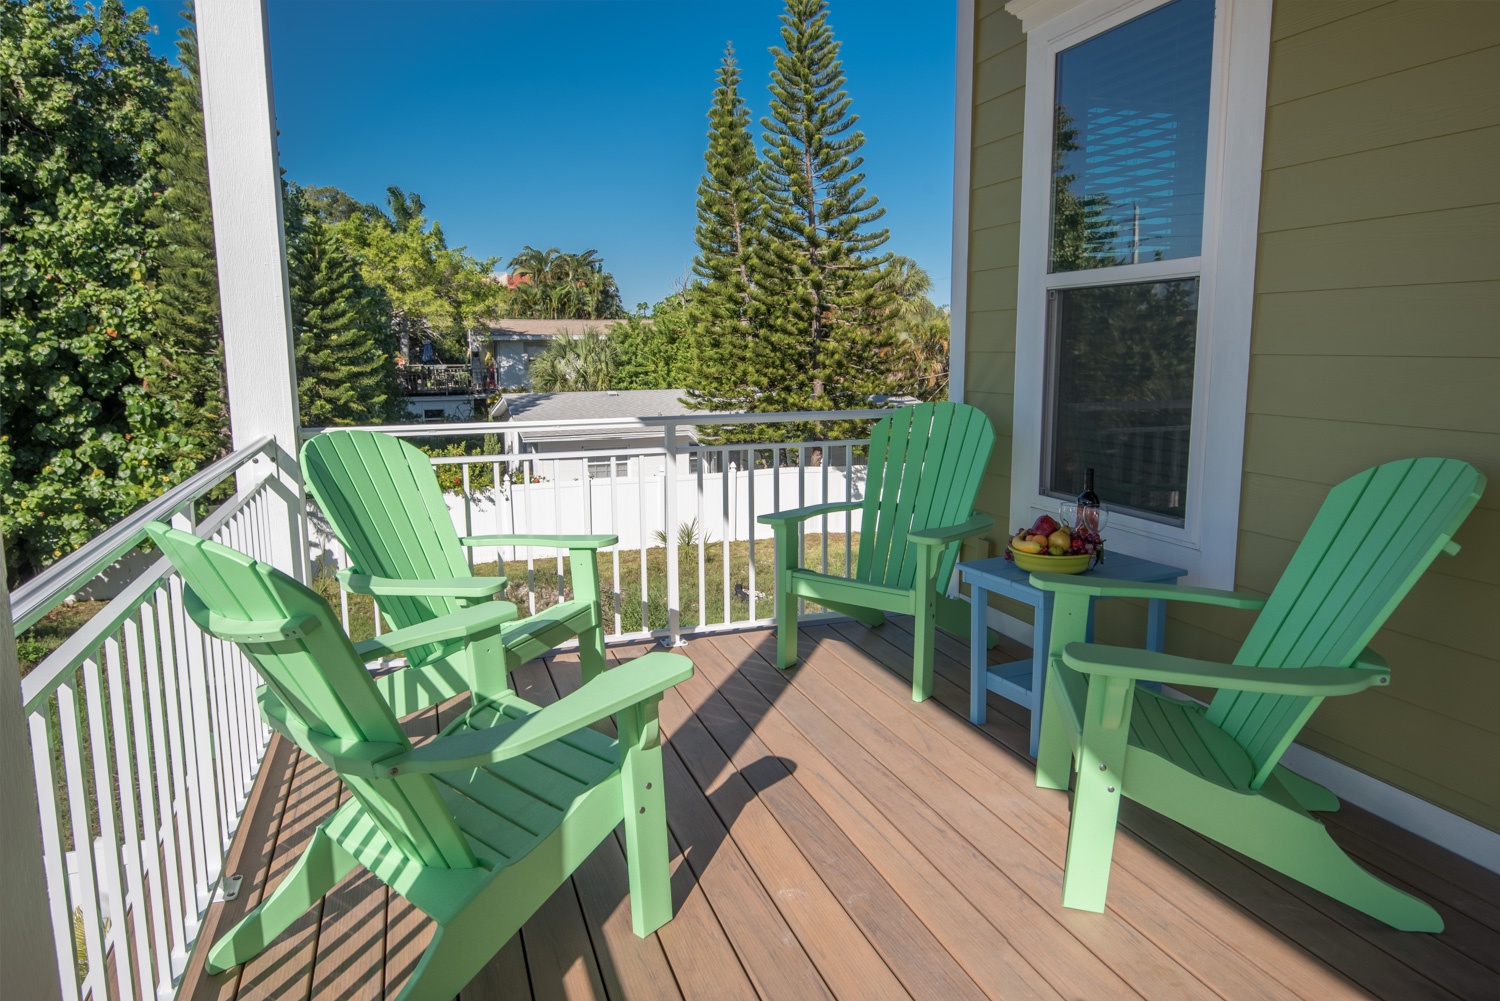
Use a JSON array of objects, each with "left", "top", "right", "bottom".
[
  {"left": 1031, "top": 457, "right": 1484, "bottom": 931},
  {"left": 759, "top": 402, "right": 996, "bottom": 702},
  {"left": 301, "top": 430, "right": 617, "bottom": 700},
  {"left": 145, "top": 523, "right": 692, "bottom": 1000}
]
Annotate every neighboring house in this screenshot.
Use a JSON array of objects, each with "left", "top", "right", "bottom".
[
  {"left": 487, "top": 318, "right": 627, "bottom": 390},
  {"left": 490, "top": 388, "right": 709, "bottom": 479},
  {"left": 399, "top": 361, "right": 490, "bottom": 422},
  {"left": 958, "top": 0, "right": 1497, "bottom": 839}
]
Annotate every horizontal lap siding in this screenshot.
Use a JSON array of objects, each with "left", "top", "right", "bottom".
[
  {"left": 961, "top": 1, "right": 1500, "bottom": 830},
  {"left": 965, "top": 2, "right": 1024, "bottom": 559},
  {"left": 1233, "top": 0, "right": 1500, "bottom": 830}
]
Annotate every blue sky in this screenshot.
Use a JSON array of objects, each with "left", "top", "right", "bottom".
[{"left": 137, "top": 1, "right": 958, "bottom": 310}]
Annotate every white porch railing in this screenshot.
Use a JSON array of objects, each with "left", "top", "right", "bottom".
[
  {"left": 13, "top": 438, "right": 286, "bottom": 1001},
  {"left": 10, "top": 409, "right": 887, "bottom": 999},
  {"left": 303, "top": 410, "right": 886, "bottom": 646}
]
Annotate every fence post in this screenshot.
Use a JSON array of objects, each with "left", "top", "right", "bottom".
[{"left": 662, "top": 420, "right": 682, "bottom": 647}]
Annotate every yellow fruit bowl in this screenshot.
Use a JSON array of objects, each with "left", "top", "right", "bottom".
[{"left": 1008, "top": 549, "right": 1093, "bottom": 575}]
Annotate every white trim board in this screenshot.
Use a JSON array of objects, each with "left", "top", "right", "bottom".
[
  {"left": 1002, "top": 0, "right": 1271, "bottom": 589},
  {"left": 949, "top": 0, "right": 976, "bottom": 405}
]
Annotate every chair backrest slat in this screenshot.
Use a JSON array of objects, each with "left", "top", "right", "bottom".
[
  {"left": 855, "top": 403, "right": 996, "bottom": 590},
  {"left": 1206, "top": 458, "right": 1483, "bottom": 786},
  {"left": 303, "top": 431, "right": 473, "bottom": 664},
  {"left": 148, "top": 524, "right": 478, "bottom": 870}
]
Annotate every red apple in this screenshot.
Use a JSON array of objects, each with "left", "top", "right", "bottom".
[{"left": 1030, "top": 514, "right": 1060, "bottom": 537}]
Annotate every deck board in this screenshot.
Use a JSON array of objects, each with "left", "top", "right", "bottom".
[{"left": 181, "top": 620, "right": 1500, "bottom": 1000}]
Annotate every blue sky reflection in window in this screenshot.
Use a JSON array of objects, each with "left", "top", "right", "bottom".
[{"left": 1050, "top": 0, "right": 1214, "bottom": 272}]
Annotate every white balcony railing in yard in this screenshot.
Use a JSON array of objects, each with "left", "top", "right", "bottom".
[
  {"left": 303, "top": 411, "right": 887, "bottom": 647},
  {"left": 13, "top": 438, "right": 284, "bottom": 1001},
  {"left": 14, "top": 409, "right": 885, "bottom": 999}
]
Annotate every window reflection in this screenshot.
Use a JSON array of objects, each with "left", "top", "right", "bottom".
[
  {"left": 1046, "top": 279, "right": 1198, "bottom": 523},
  {"left": 1050, "top": 0, "right": 1214, "bottom": 272}
]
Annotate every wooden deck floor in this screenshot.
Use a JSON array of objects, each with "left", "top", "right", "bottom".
[{"left": 180, "top": 620, "right": 1500, "bottom": 1001}]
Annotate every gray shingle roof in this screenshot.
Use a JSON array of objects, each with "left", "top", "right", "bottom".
[
  {"left": 492, "top": 389, "right": 718, "bottom": 447},
  {"left": 499, "top": 389, "right": 697, "bottom": 422}
]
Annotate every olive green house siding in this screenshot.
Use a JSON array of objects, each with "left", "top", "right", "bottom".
[{"left": 962, "top": 0, "right": 1500, "bottom": 831}]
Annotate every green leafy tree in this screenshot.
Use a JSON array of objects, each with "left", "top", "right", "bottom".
[
  {"left": 285, "top": 187, "right": 403, "bottom": 426},
  {"left": 684, "top": 44, "right": 763, "bottom": 414},
  {"left": 528, "top": 328, "right": 617, "bottom": 392},
  {"left": 146, "top": 1, "right": 228, "bottom": 471},
  {"left": 505, "top": 246, "right": 625, "bottom": 320},
  {"left": 755, "top": 0, "right": 896, "bottom": 416},
  {"left": 615, "top": 296, "right": 692, "bottom": 391},
  {"left": 333, "top": 189, "right": 503, "bottom": 365},
  {"left": 0, "top": 0, "right": 189, "bottom": 584}
]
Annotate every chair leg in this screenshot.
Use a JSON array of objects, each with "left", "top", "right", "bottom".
[
  {"left": 1059, "top": 764, "right": 1124, "bottom": 913},
  {"left": 578, "top": 621, "right": 606, "bottom": 685},
  {"left": 620, "top": 702, "right": 674, "bottom": 937},
  {"left": 912, "top": 589, "right": 937, "bottom": 702},
  {"left": 1035, "top": 679, "right": 1073, "bottom": 791},
  {"left": 1181, "top": 780, "right": 1443, "bottom": 932},
  {"left": 775, "top": 585, "right": 799, "bottom": 670},
  {"left": 205, "top": 827, "right": 356, "bottom": 974},
  {"left": 392, "top": 916, "right": 510, "bottom": 1001}
]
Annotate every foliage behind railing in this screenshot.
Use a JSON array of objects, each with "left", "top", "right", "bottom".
[{"left": 15, "top": 438, "right": 283, "bottom": 1001}]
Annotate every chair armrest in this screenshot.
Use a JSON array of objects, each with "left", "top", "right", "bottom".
[
  {"left": 383, "top": 653, "right": 695, "bottom": 775},
  {"left": 1061, "top": 643, "right": 1390, "bottom": 696},
  {"left": 337, "top": 569, "right": 508, "bottom": 600},
  {"left": 353, "top": 600, "right": 519, "bottom": 661},
  {"left": 758, "top": 501, "right": 862, "bottom": 527},
  {"left": 461, "top": 534, "right": 618, "bottom": 550},
  {"left": 1030, "top": 572, "right": 1267, "bottom": 610},
  {"left": 908, "top": 513, "right": 994, "bottom": 548}
]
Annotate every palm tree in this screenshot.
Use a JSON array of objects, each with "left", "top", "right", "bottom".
[{"left": 528, "top": 327, "right": 617, "bottom": 391}]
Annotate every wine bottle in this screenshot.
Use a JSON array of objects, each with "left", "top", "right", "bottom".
[{"left": 1077, "top": 468, "right": 1101, "bottom": 535}]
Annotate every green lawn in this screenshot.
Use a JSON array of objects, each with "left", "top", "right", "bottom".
[{"left": 317, "top": 532, "right": 861, "bottom": 641}]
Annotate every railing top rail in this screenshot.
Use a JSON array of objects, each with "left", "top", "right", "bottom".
[
  {"left": 19, "top": 475, "right": 276, "bottom": 711},
  {"left": 301, "top": 407, "right": 894, "bottom": 439},
  {"left": 10, "top": 435, "right": 276, "bottom": 635}
]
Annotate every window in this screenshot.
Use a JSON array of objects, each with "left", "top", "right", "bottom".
[
  {"left": 588, "top": 457, "right": 632, "bottom": 479},
  {"left": 1046, "top": 279, "right": 1198, "bottom": 523},
  {"left": 1007, "top": 0, "right": 1271, "bottom": 585}
]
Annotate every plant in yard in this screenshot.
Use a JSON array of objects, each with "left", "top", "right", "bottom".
[{"left": 654, "top": 517, "right": 716, "bottom": 549}]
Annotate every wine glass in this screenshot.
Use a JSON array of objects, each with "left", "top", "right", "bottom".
[{"left": 1059, "top": 502, "right": 1108, "bottom": 563}]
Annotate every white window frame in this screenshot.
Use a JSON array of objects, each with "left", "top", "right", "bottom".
[{"left": 1006, "top": 0, "right": 1271, "bottom": 587}]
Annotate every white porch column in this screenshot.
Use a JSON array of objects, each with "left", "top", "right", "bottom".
[
  {"left": 196, "top": 0, "right": 308, "bottom": 579},
  {"left": 0, "top": 543, "right": 64, "bottom": 1001}
]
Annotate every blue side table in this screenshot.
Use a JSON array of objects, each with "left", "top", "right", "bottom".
[{"left": 959, "top": 552, "right": 1187, "bottom": 757}]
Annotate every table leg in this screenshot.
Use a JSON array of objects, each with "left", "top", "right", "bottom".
[
  {"left": 1030, "top": 595, "right": 1053, "bottom": 758},
  {"left": 970, "top": 584, "right": 988, "bottom": 724},
  {"left": 1141, "top": 597, "right": 1168, "bottom": 693},
  {"left": 1146, "top": 597, "right": 1168, "bottom": 651}
]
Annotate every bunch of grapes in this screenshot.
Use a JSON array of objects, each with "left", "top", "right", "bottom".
[{"left": 1069, "top": 525, "right": 1104, "bottom": 557}]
